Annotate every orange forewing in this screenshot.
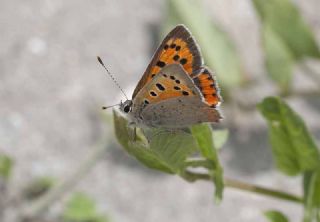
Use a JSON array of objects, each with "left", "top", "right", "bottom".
[
  {"left": 147, "top": 38, "right": 194, "bottom": 81},
  {"left": 132, "top": 25, "right": 202, "bottom": 99}
]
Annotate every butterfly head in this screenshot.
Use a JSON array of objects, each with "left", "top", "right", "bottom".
[{"left": 120, "top": 100, "right": 133, "bottom": 114}]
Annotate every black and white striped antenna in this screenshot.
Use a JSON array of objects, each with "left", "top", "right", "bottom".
[
  {"left": 102, "top": 103, "right": 121, "bottom": 110},
  {"left": 97, "top": 56, "right": 129, "bottom": 100}
]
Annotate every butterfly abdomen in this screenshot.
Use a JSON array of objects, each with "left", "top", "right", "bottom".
[{"left": 193, "top": 68, "right": 221, "bottom": 108}]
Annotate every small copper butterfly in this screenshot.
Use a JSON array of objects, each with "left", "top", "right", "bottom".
[{"left": 100, "top": 25, "right": 222, "bottom": 128}]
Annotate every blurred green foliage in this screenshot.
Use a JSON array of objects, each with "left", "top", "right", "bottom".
[
  {"left": 262, "top": 25, "right": 294, "bottom": 93},
  {"left": 259, "top": 97, "right": 320, "bottom": 222},
  {"left": 265, "top": 210, "right": 289, "bottom": 222},
  {"left": 164, "top": 0, "right": 245, "bottom": 91},
  {"left": 62, "top": 192, "right": 109, "bottom": 222},
  {"left": 304, "top": 169, "right": 320, "bottom": 222},
  {"left": 253, "top": 0, "right": 320, "bottom": 93},
  {"left": 253, "top": 0, "right": 320, "bottom": 59},
  {"left": 163, "top": 0, "right": 320, "bottom": 94},
  {"left": 23, "top": 176, "right": 55, "bottom": 200},
  {"left": 258, "top": 97, "right": 319, "bottom": 175},
  {"left": 212, "top": 129, "right": 229, "bottom": 150},
  {"left": 0, "top": 154, "right": 13, "bottom": 180}
]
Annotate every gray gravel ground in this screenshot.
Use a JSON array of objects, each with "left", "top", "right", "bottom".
[{"left": 1, "top": 0, "right": 320, "bottom": 222}]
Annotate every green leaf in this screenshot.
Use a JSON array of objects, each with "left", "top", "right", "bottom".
[
  {"left": 191, "top": 124, "right": 216, "bottom": 158},
  {"left": 191, "top": 124, "right": 224, "bottom": 202},
  {"left": 262, "top": 24, "right": 294, "bottom": 92},
  {"left": 212, "top": 129, "right": 229, "bottom": 150},
  {"left": 258, "top": 97, "right": 320, "bottom": 176},
  {"left": 63, "top": 192, "right": 109, "bottom": 222},
  {"left": 150, "top": 129, "right": 198, "bottom": 172},
  {"left": 253, "top": 0, "right": 320, "bottom": 59},
  {"left": 23, "top": 176, "right": 55, "bottom": 200},
  {"left": 304, "top": 169, "right": 320, "bottom": 222},
  {"left": 265, "top": 210, "right": 289, "bottom": 222},
  {"left": 113, "top": 111, "right": 225, "bottom": 202},
  {"left": 164, "top": 0, "right": 245, "bottom": 90},
  {"left": 113, "top": 110, "right": 174, "bottom": 173},
  {"left": 0, "top": 154, "right": 13, "bottom": 180}
]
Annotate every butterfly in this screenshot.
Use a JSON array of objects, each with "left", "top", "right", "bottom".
[{"left": 114, "top": 25, "right": 222, "bottom": 128}]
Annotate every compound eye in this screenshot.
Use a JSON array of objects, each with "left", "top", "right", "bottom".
[{"left": 123, "top": 105, "right": 131, "bottom": 113}]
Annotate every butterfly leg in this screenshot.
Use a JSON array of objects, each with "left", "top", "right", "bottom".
[
  {"left": 128, "top": 122, "right": 137, "bottom": 141},
  {"left": 133, "top": 126, "right": 137, "bottom": 141}
]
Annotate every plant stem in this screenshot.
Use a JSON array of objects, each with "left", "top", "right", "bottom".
[
  {"left": 184, "top": 171, "right": 303, "bottom": 204},
  {"left": 184, "top": 159, "right": 213, "bottom": 169},
  {"left": 19, "top": 141, "right": 303, "bottom": 221},
  {"left": 181, "top": 170, "right": 211, "bottom": 182},
  {"left": 224, "top": 177, "right": 303, "bottom": 204}
]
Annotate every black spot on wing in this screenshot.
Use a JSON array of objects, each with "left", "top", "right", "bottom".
[
  {"left": 156, "top": 83, "right": 165, "bottom": 91},
  {"left": 182, "top": 91, "right": 189, "bottom": 96},
  {"left": 180, "top": 58, "right": 187, "bottom": 65},
  {"left": 150, "top": 91, "right": 157, "bottom": 97},
  {"left": 156, "top": 61, "right": 166, "bottom": 67},
  {"left": 173, "top": 55, "right": 180, "bottom": 61}
]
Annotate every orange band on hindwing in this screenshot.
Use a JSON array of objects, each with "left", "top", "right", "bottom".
[{"left": 193, "top": 68, "right": 221, "bottom": 108}]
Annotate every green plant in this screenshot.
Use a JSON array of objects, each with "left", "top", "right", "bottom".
[
  {"left": 110, "top": 0, "right": 320, "bottom": 221},
  {"left": 3, "top": 1, "right": 319, "bottom": 222},
  {"left": 62, "top": 192, "right": 109, "bottom": 222},
  {"left": 113, "top": 96, "right": 319, "bottom": 221},
  {"left": 0, "top": 154, "right": 13, "bottom": 181},
  {"left": 22, "top": 176, "right": 56, "bottom": 200}
]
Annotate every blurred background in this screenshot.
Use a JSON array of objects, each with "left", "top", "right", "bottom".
[{"left": 1, "top": 0, "right": 320, "bottom": 221}]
